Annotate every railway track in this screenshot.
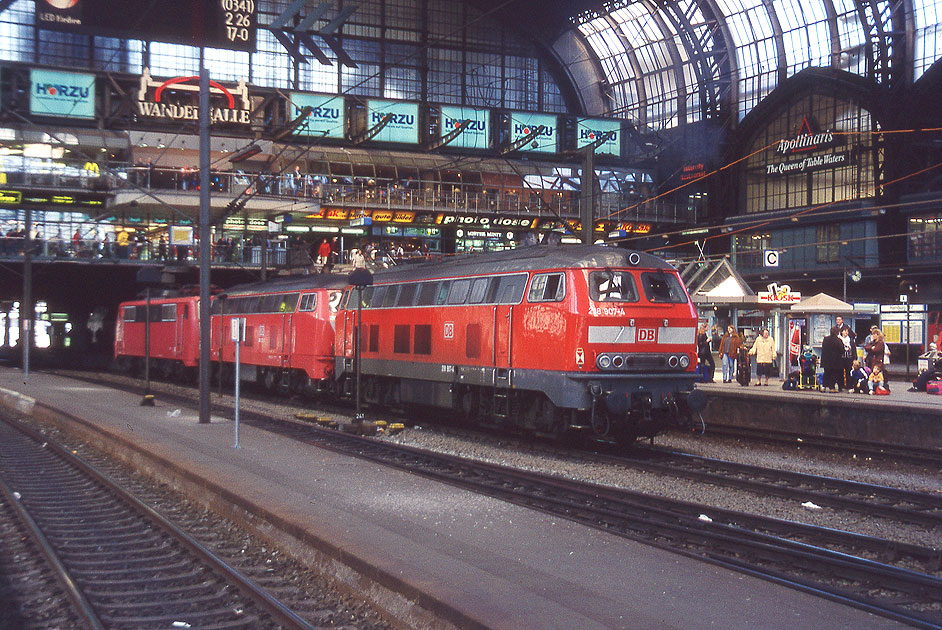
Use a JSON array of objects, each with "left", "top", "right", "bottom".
[
  {"left": 39, "top": 370, "right": 942, "bottom": 627},
  {"left": 703, "top": 424, "right": 942, "bottom": 469},
  {"left": 0, "top": 414, "right": 323, "bottom": 630},
  {"left": 611, "top": 449, "right": 942, "bottom": 529}
]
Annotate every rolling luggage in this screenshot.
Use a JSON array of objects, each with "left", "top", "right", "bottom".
[
  {"left": 927, "top": 380, "right": 942, "bottom": 395},
  {"left": 736, "top": 347, "right": 751, "bottom": 386}
]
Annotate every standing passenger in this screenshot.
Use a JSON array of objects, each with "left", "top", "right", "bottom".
[
  {"left": 820, "top": 326, "right": 845, "bottom": 392},
  {"left": 697, "top": 323, "right": 715, "bottom": 383},
  {"left": 718, "top": 325, "right": 741, "bottom": 383},
  {"left": 748, "top": 328, "right": 776, "bottom": 386}
]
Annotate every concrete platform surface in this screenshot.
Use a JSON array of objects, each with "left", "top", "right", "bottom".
[{"left": 0, "top": 367, "right": 913, "bottom": 630}]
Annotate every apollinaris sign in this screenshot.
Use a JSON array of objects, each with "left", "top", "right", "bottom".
[
  {"left": 765, "top": 116, "right": 849, "bottom": 176},
  {"left": 30, "top": 69, "right": 96, "bottom": 119},
  {"left": 290, "top": 93, "right": 345, "bottom": 138}
]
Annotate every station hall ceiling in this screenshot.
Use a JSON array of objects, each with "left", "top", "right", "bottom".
[{"left": 472, "top": 0, "right": 942, "bottom": 130}]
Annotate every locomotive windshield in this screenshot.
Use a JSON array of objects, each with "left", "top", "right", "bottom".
[
  {"left": 640, "top": 272, "right": 688, "bottom": 303},
  {"left": 589, "top": 270, "right": 639, "bottom": 302}
]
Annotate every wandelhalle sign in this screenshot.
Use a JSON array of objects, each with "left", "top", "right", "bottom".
[
  {"left": 136, "top": 68, "right": 251, "bottom": 125},
  {"left": 765, "top": 117, "right": 849, "bottom": 176}
]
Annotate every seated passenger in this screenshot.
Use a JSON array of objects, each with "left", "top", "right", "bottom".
[
  {"left": 868, "top": 364, "right": 888, "bottom": 395},
  {"left": 910, "top": 355, "right": 942, "bottom": 392},
  {"left": 849, "top": 360, "right": 869, "bottom": 393}
]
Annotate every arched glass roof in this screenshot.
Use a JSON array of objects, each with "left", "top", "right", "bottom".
[{"left": 571, "top": 0, "right": 942, "bottom": 129}]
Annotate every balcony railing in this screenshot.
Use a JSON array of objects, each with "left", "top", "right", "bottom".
[{"left": 1, "top": 158, "right": 697, "bottom": 225}]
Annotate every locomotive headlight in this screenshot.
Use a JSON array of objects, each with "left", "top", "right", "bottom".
[
  {"left": 667, "top": 355, "right": 679, "bottom": 368},
  {"left": 612, "top": 355, "right": 624, "bottom": 368},
  {"left": 597, "top": 354, "right": 612, "bottom": 369},
  {"left": 679, "top": 355, "right": 690, "bottom": 368}
]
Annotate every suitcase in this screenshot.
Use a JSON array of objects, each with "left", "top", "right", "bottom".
[
  {"left": 928, "top": 380, "right": 942, "bottom": 395},
  {"left": 736, "top": 347, "right": 751, "bottom": 386}
]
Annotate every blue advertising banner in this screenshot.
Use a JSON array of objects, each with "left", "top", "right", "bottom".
[
  {"left": 30, "top": 69, "right": 96, "bottom": 119},
  {"left": 440, "top": 105, "right": 489, "bottom": 150},
  {"left": 367, "top": 99, "right": 419, "bottom": 144},
  {"left": 509, "top": 112, "right": 557, "bottom": 153},
  {"left": 290, "top": 93, "right": 345, "bottom": 138},
  {"left": 576, "top": 118, "right": 621, "bottom": 157}
]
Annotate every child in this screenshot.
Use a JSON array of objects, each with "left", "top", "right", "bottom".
[
  {"left": 849, "top": 360, "right": 869, "bottom": 393},
  {"left": 868, "top": 364, "right": 887, "bottom": 395}
]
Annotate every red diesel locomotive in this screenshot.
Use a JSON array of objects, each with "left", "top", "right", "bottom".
[
  {"left": 334, "top": 244, "right": 705, "bottom": 442},
  {"left": 115, "top": 275, "right": 347, "bottom": 394}
]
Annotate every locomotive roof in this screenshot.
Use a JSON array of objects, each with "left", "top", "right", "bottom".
[
  {"left": 372, "top": 244, "right": 675, "bottom": 284},
  {"left": 221, "top": 273, "right": 348, "bottom": 297}
]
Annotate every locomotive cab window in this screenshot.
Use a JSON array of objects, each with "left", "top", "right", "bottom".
[
  {"left": 492, "top": 273, "right": 528, "bottom": 304},
  {"left": 640, "top": 272, "right": 688, "bottom": 304},
  {"left": 589, "top": 271, "right": 639, "bottom": 302},
  {"left": 328, "top": 291, "right": 343, "bottom": 312},
  {"left": 447, "top": 279, "right": 471, "bottom": 305},
  {"left": 299, "top": 293, "right": 317, "bottom": 311},
  {"left": 160, "top": 304, "right": 177, "bottom": 321},
  {"left": 278, "top": 293, "right": 300, "bottom": 313},
  {"left": 122, "top": 306, "right": 137, "bottom": 322},
  {"left": 468, "top": 277, "right": 490, "bottom": 304},
  {"left": 527, "top": 273, "right": 566, "bottom": 303},
  {"left": 397, "top": 283, "right": 417, "bottom": 307}
]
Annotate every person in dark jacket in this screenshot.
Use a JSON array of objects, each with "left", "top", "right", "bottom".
[
  {"left": 697, "top": 323, "right": 715, "bottom": 382},
  {"left": 821, "top": 325, "right": 845, "bottom": 392}
]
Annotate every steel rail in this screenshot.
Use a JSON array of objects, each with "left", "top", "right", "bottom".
[
  {"left": 703, "top": 424, "right": 942, "bottom": 468},
  {"left": 0, "top": 414, "right": 319, "bottom": 630},
  {"left": 606, "top": 449, "right": 942, "bottom": 528}
]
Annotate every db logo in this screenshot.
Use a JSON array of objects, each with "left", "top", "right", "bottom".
[
  {"left": 637, "top": 328, "right": 657, "bottom": 342},
  {"left": 443, "top": 322, "right": 455, "bottom": 339}
]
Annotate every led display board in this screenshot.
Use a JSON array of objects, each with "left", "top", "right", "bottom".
[
  {"left": 576, "top": 118, "right": 621, "bottom": 157},
  {"left": 509, "top": 112, "right": 557, "bottom": 153},
  {"left": 35, "top": 0, "right": 257, "bottom": 52},
  {"left": 289, "top": 93, "right": 345, "bottom": 138},
  {"left": 366, "top": 99, "right": 419, "bottom": 144},
  {"left": 440, "top": 106, "right": 489, "bottom": 150},
  {"left": 30, "top": 69, "right": 96, "bottom": 119}
]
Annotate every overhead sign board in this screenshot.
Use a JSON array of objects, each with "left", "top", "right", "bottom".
[
  {"left": 757, "top": 282, "right": 801, "bottom": 304},
  {"left": 36, "top": 0, "right": 257, "bottom": 52},
  {"left": 440, "top": 105, "right": 489, "bottom": 150},
  {"left": 30, "top": 69, "right": 96, "bottom": 119},
  {"left": 290, "top": 93, "right": 345, "bottom": 138},
  {"left": 509, "top": 112, "right": 557, "bottom": 153},
  {"left": 366, "top": 99, "right": 419, "bottom": 144},
  {"left": 576, "top": 118, "right": 621, "bottom": 156}
]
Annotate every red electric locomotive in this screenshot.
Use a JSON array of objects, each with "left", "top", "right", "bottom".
[
  {"left": 114, "top": 294, "right": 201, "bottom": 380},
  {"left": 211, "top": 275, "right": 347, "bottom": 394},
  {"left": 115, "top": 275, "right": 347, "bottom": 395},
  {"left": 334, "top": 244, "right": 705, "bottom": 443}
]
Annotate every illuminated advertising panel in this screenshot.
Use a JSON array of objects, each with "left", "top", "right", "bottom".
[
  {"left": 509, "top": 112, "right": 557, "bottom": 153},
  {"left": 576, "top": 118, "right": 621, "bottom": 157},
  {"left": 30, "top": 69, "right": 96, "bottom": 119},
  {"left": 440, "top": 106, "right": 489, "bottom": 150},
  {"left": 290, "top": 93, "right": 345, "bottom": 138},
  {"left": 367, "top": 99, "right": 419, "bottom": 144}
]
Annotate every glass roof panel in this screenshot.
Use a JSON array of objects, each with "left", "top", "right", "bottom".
[{"left": 913, "top": 0, "right": 942, "bottom": 79}]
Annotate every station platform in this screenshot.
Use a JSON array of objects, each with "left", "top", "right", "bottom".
[
  {"left": 0, "top": 367, "right": 913, "bottom": 630},
  {"left": 698, "top": 376, "right": 942, "bottom": 449}
]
